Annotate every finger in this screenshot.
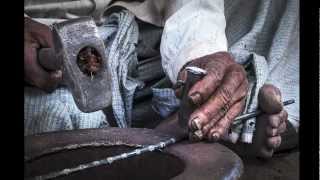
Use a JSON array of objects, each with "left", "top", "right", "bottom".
[
  {"left": 266, "top": 125, "right": 278, "bottom": 137},
  {"left": 266, "top": 136, "right": 282, "bottom": 149},
  {"left": 33, "top": 23, "right": 54, "bottom": 48},
  {"left": 188, "top": 66, "right": 247, "bottom": 131},
  {"left": 258, "top": 84, "right": 283, "bottom": 114},
  {"left": 268, "top": 113, "right": 283, "bottom": 128},
  {"left": 201, "top": 80, "right": 248, "bottom": 135},
  {"left": 207, "top": 98, "right": 246, "bottom": 141},
  {"left": 188, "top": 64, "right": 226, "bottom": 105},
  {"left": 38, "top": 48, "right": 61, "bottom": 71},
  {"left": 279, "top": 110, "right": 288, "bottom": 123},
  {"left": 188, "top": 61, "right": 244, "bottom": 106},
  {"left": 277, "top": 121, "right": 287, "bottom": 134},
  {"left": 25, "top": 45, "right": 62, "bottom": 92},
  {"left": 37, "top": 28, "right": 54, "bottom": 48},
  {"left": 25, "top": 17, "right": 54, "bottom": 48}
]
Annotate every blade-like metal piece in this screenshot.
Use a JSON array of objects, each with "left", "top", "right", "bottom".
[{"left": 27, "top": 138, "right": 176, "bottom": 180}]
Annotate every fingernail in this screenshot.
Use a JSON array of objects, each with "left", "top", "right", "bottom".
[
  {"left": 211, "top": 132, "right": 220, "bottom": 142},
  {"left": 189, "top": 93, "right": 201, "bottom": 105},
  {"left": 191, "top": 117, "right": 202, "bottom": 131}
]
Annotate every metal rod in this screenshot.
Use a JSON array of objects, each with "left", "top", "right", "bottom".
[
  {"left": 232, "top": 99, "right": 295, "bottom": 125},
  {"left": 27, "top": 138, "right": 176, "bottom": 180}
]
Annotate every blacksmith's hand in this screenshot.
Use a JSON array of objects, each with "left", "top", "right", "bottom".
[
  {"left": 24, "top": 17, "right": 62, "bottom": 92},
  {"left": 176, "top": 52, "right": 249, "bottom": 141}
]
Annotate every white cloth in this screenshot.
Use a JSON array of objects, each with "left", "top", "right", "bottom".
[
  {"left": 160, "top": 0, "right": 228, "bottom": 83},
  {"left": 24, "top": 87, "right": 108, "bottom": 136}
]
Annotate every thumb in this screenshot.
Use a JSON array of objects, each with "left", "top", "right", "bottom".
[
  {"left": 38, "top": 48, "right": 62, "bottom": 71},
  {"left": 258, "top": 84, "right": 283, "bottom": 114}
]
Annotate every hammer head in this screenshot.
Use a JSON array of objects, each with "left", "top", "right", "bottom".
[{"left": 52, "top": 17, "right": 112, "bottom": 112}]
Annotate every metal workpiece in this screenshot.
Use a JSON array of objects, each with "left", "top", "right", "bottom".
[
  {"left": 178, "top": 66, "right": 207, "bottom": 128},
  {"left": 25, "top": 128, "right": 244, "bottom": 180},
  {"left": 27, "top": 138, "right": 176, "bottom": 180},
  {"left": 24, "top": 0, "right": 111, "bottom": 23},
  {"left": 24, "top": 0, "right": 95, "bottom": 16},
  {"left": 51, "top": 17, "right": 112, "bottom": 112},
  {"left": 233, "top": 99, "right": 295, "bottom": 125}
]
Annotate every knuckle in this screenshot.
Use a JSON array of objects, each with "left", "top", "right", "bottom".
[
  {"left": 268, "top": 128, "right": 278, "bottom": 136},
  {"left": 230, "top": 64, "right": 246, "bottom": 77},
  {"left": 194, "top": 111, "right": 209, "bottom": 124},
  {"left": 237, "top": 86, "right": 248, "bottom": 100},
  {"left": 202, "top": 125, "right": 211, "bottom": 134},
  {"left": 216, "top": 118, "right": 230, "bottom": 130},
  {"left": 219, "top": 86, "right": 232, "bottom": 104},
  {"left": 269, "top": 115, "right": 281, "bottom": 127},
  {"left": 224, "top": 113, "right": 233, "bottom": 123},
  {"left": 208, "top": 70, "right": 223, "bottom": 83},
  {"left": 215, "top": 108, "right": 226, "bottom": 121},
  {"left": 208, "top": 117, "right": 218, "bottom": 127}
]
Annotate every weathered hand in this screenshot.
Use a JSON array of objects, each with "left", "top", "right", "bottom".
[
  {"left": 252, "top": 84, "right": 288, "bottom": 158},
  {"left": 177, "top": 52, "right": 249, "bottom": 141},
  {"left": 24, "top": 17, "right": 62, "bottom": 92}
]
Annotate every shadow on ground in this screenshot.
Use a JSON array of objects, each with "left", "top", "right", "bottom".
[{"left": 241, "top": 152, "right": 299, "bottom": 180}]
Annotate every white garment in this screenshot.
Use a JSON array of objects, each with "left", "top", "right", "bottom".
[{"left": 160, "top": 0, "right": 227, "bottom": 83}]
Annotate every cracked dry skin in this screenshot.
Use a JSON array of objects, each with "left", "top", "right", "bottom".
[{"left": 25, "top": 128, "right": 243, "bottom": 180}]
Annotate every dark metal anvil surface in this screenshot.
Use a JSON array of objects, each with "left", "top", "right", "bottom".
[{"left": 24, "top": 128, "right": 243, "bottom": 180}]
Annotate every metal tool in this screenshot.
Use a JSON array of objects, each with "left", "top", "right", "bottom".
[
  {"left": 38, "top": 17, "right": 112, "bottom": 112},
  {"left": 232, "top": 99, "right": 295, "bottom": 125}
]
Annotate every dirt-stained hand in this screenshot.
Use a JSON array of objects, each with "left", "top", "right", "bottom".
[
  {"left": 176, "top": 52, "right": 249, "bottom": 141},
  {"left": 24, "top": 17, "right": 62, "bottom": 92}
]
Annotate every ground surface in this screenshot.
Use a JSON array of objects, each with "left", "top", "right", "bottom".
[{"left": 241, "top": 151, "right": 299, "bottom": 180}]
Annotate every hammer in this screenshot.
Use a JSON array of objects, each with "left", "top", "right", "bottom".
[{"left": 37, "top": 17, "right": 112, "bottom": 113}]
